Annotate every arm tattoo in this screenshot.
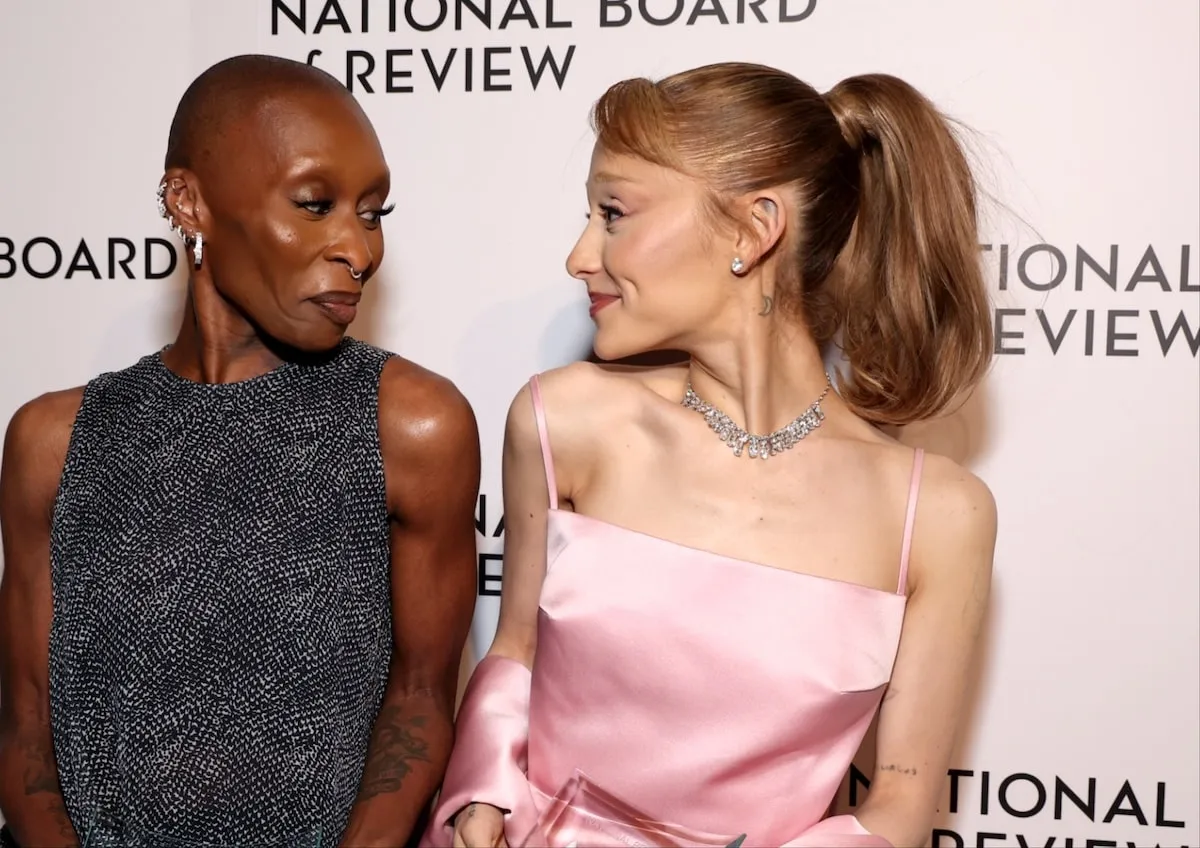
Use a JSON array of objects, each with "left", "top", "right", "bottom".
[
  {"left": 355, "top": 709, "right": 432, "bottom": 801},
  {"left": 16, "top": 732, "right": 77, "bottom": 841},
  {"left": 18, "top": 731, "right": 61, "bottom": 795},
  {"left": 878, "top": 763, "right": 919, "bottom": 776}
]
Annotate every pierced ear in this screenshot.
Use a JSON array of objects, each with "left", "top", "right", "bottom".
[
  {"left": 158, "top": 170, "right": 203, "bottom": 241},
  {"left": 732, "top": 192, "right": 787, "bottom": 272}
]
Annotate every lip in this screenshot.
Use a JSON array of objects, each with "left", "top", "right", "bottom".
[
  {"left": 588, "top": 292, "right": 619, "bottom": 317},
  {"left": 311, "top": 291, "right": 361, "bottom": 325}
]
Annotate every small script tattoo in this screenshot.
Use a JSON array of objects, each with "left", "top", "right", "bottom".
[
  {"left": 878, "top": 763, "right": 919, "bottom": 776},
  {"left": 356, "top": 710, "right": 432, "bottom": 801}
]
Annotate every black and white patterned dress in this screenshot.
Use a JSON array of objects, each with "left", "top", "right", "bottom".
[{"left": 42, "top": 338, "right": 394, "bottom": 847}]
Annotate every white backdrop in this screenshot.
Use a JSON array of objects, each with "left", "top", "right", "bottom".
[{"left": 1, "top": 2, "right": 1198, "bottom": 846}]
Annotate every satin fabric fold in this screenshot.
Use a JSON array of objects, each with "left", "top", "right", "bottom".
[
  {"left": 419, "top": 656, "right": 541, "bottom": 847},
  {"left": 780, "top": 813, "right": 895, "bottom": 847},
  {"left": 420, "top": 382, "right": 921, "bottom": 846}
]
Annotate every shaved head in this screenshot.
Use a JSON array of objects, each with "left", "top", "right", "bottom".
[
  {"left": 158, "top": 53, "right": 392, "bottom": 353},
  {"left": 164, "top": 54, "right": 356, "bottom": 172}
]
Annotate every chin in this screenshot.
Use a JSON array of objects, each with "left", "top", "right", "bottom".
[
  {"left": 267, "top": 326, "right": 348, "bottom": 358},
  {"left": 591, "top": 330, "right": 658, "bottom": 363}
]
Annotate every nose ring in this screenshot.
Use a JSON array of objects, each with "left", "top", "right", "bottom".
[{"left": 350, "top": 267, "right": 364, "bottom": 281}]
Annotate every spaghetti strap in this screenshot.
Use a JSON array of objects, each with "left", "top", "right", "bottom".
[
  {"left": 897, "top": 448, "right": 925, "bottom": 595},
  {"left": 528, "top": 375, "right": 558, "bottom": 510}
]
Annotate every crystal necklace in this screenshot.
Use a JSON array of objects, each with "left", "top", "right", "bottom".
[{"left": 681, "top": 374, "right": 833, "bottom": 460}]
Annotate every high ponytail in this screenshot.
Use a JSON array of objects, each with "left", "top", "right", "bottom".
[
  {"left": 591, "top": 63, "right": 993, "bottom": 426},
  {"left": 819, "top": 74, "right": 993, "bottom": 425}
]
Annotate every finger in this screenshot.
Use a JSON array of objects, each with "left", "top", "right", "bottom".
[{"left": 452, "top": 827, "right": 467, "bottom": 848}]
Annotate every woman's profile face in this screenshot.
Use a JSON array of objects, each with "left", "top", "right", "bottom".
[
  {"left": 567, "top": 145, "right": 738, "bottom": 360},
  {"left": 196, "top": 88, "right": 392, "bottom": 353}
]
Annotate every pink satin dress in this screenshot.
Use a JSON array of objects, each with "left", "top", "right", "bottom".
[{"left": 422, "top": 376, "right": 924, "bottom": 847}]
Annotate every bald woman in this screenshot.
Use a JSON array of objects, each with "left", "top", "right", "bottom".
[{"left": 0, "top": 55, "right": 478, "bottom": 848}]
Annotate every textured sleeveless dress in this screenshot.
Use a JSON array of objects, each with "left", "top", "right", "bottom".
[
  {"left": 42, "top": 337, "right": 394, "bottom": 848},
  {"left": 422, "top": 374, "right": 923, "bottom": 847}
]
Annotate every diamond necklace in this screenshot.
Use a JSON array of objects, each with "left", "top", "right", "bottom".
[{"left": 681, "top": 374, "right": 833, "bottom": 460}]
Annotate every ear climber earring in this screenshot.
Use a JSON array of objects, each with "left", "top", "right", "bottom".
[
  {"left": 731, "top": 257, "right": 745, "bottom": 275},
  {"left": 192, "top": 233, "right": 204, "bottom": 268},
  {"left": 158, "top": 181, "right": 187, "bottom": 239}
]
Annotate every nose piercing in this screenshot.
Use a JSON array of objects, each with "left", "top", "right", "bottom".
[{"left": 349, "top": 267, "right": 364, "bottom": 281}]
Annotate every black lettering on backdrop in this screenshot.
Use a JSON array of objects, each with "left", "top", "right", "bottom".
[
  {"left": 1105, "top": 310, "right": 1138, "bottom": 356},
  {"left": 1104, "top": 780, "right": 1148, "bottom": 826},
  {"left": 853, "top": 767, "right": 1190, "bottom": 848},
  {"left": 316, "top": 0, "right": 352, "bottom": 32},
  {"left": 110, "top": 238, "right": 137, "bottom": 279},
  {"left": 600, "top": 0, "right": 816, "bottom": 26},
  {"left": 992, "top": 308, "right": 1197, "bottom": 357},
  {"left": 273, "top": 0, "right": 574, "bottom": 33},
  {"left": 999, "top": 773, "right": 1048, "bottom": 818},
  {"left": 426, "top": 48, "right": 456, "bottom": 89},
  {"left": 475, "top": 494, "right": 504, "bottom": 538},
  {"left": 485, "top": 46, "right": 512, "bottom": 91},
  {"left": 983, "top": 243, "right": 1197, "bottom": 293},
  {"left": 689, "top": 0, "right": 728, "bottom": 24},
  {"left": 1156, "top": 783, "right": 1186, "bottom": 829},
  {"left": 322, "top": 44, "right": 573, "bottom": 93},
  {"left": 388, "top": 49, "right": 414, "bottom": 92},
  {"left": 406, "top": 0, "right": 448, "bottom": 32},
  {"left": 980, "top": 243, "right": 1198, "bottom": 358},
  {"left": 477, "top": 553, "right": 503, "bottom": 596},
  {"left": 0, "top": 237, "right": 177, "bottom": 280},
  {"left": 994, "top": 308, "right": 1025, "bottom": 354},
  {"left": 23, "top": 237, "right": 61, "bottom": 279}
]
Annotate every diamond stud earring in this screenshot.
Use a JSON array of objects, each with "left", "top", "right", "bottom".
[{"left": 731, "top": 257, "right": 745, "bottom": 275}]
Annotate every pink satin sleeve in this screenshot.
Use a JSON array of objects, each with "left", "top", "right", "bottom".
[
  {"left": 780, "top": 814, "right": 895, "bottom": 847},
  {"left": 418, "top": 656, "right": 541, "bottom": 847}
]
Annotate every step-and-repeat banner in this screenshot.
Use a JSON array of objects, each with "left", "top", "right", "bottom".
[{"left": 1, "top": 2, "right": 1197, "bottom": 845}]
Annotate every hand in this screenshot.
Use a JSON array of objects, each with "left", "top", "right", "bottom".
[{"left": 452, "top": 803, "right": 508, "bottom": 848}]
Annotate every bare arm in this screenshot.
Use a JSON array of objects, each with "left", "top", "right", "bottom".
[
  {"left": 854, "top": 458, "right": 998, "bottom": 848},
  {"left": 0, "top": 390, "right": 83, "bottom": 847},
  {"left": 337, "top": 360, "right": 481, "bottom": 848},
  {"left": 484, "top": 379, "right": 562, "bottom": 670}
]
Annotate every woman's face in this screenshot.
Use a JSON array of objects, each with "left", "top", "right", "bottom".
[
  {"left": 189, "top": 89, "right": 393, "bottom": 353},
  {"left": 566, "top": 145, "right": 742, "bottom": 361}
]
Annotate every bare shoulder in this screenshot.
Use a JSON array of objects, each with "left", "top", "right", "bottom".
[
  {"left": 2, "top": 387, "right": 85, "bottom": 471},
  {"left": 1, "top": 386, "right": 85, "bottom": 515},
  {"left": 379, "top": 355, "right": 482, "bottom": 486},
  {"left": 376, "top": 355, "right": 480, "bottom": 458},
  {"left": 908, "top": 449, "right": 998, "bottom": 591},
  {"left": 511, "top": 360, "right": 684, "bottom": 420},
  {"left": 503, "top": 361, "right": 679, "bottom": 497}
]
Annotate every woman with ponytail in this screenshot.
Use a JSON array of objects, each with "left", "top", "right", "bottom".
[{"left": 425, "top": 63, "right": 998, "bottom": 848}]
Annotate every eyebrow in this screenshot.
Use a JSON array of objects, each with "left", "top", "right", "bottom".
[{"left": 590, "top": 170, "right": 634, "bottom": 186}]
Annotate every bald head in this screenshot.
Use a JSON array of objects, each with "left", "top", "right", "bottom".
[{"left": 164, "top": 54, "right": 357, "bottom": 171}]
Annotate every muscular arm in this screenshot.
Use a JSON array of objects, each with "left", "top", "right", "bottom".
[
  {"left": 337, "top": 360, "right": 480, "bottom": 848},
  {"left": 854, "top": 458, "right": 998, "bottom": 848},
  {"left": 0, "top": 391, "right": 83, "bottom": 847}
]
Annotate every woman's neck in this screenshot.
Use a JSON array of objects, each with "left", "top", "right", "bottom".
[
  {"left": 161, "top": 275, "right": 284, "bottom": 384},
  {"left": 684, "top": 316, "right": 833, "bottom": 436}
]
